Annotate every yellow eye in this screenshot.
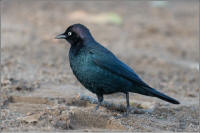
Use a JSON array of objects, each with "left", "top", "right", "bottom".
[{"left": 68, "top": 32, "right": 72, "bottom": 36}]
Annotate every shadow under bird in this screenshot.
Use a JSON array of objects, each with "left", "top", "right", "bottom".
[{"left": 56, "top": 24, "right": 180, "bottom": 113}]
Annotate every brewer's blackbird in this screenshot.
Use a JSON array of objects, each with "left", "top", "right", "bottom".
[{"left": 56, "top": 24, "right": 180, "bottom": 113}]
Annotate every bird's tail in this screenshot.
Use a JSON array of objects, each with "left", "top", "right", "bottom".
[{"left": 143, "top": 87, "right": 180, "bottom": 104}]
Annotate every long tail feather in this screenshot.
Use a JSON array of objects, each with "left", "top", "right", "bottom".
[{"left": 144, "top": 87, "right": 180, "bottom": 104}]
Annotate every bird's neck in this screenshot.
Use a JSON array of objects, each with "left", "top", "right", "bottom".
[
  {"left": 70, "top": 35, "right": 95, "bottom": 56},
  {"left": 70, "top": 40, "right": 84, "bottom": 56}
]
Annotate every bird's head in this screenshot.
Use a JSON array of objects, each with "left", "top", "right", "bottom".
[{"left": 56, "top": 24, "right": 93, "bottom": 45}]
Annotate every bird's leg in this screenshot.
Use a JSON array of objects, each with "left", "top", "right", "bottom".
[
  {"left": 126, "top": 92, "right": 130, "bottom": 115},
  {"left": 96, "top": 94, "right": 103, "bottom": 111}
]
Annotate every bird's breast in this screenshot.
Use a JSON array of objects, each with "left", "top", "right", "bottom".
[{"left": 69, "top": 48, "right": 93, "bottom": 81}]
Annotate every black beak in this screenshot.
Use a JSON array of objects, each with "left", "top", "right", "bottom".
[{"left": 55, "top": 33, "right": 66, "bottom": 39}]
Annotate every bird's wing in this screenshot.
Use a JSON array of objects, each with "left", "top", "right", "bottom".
[
  {"left": 89, "top": 47, "right": 150, "bottom": 88},
  {"left": 89, "top": 45, "right": 180, "bottom": 104}
]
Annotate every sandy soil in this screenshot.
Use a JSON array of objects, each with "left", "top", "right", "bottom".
[{"left": 1, "top": 1, "right": 199, "bottom": 132}]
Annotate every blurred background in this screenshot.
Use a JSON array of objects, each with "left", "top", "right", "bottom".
[{"left": 1, "top": 1, "right": 199, "bottom": 132}]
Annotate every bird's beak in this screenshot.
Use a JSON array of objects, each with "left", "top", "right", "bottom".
[{"left": 55, "top": 33, "right": 66, "bottom": 39}]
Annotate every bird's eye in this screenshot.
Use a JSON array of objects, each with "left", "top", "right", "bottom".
[{"left": 68, "top": 32, "right": 72, "bottom": 36}]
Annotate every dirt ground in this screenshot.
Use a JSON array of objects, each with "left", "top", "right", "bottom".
[{"left": 1, "top": 1, "right": 199, "bottom": 132}]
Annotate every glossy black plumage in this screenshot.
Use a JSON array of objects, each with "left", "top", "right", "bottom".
[{"left": 56, "top": 24, "right": 180, "bottom": 113}]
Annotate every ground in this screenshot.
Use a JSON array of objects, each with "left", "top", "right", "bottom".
[{"left": 1, "top": 1, "right": 199, "bottom": 132}]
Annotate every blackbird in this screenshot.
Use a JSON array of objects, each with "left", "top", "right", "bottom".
[{"left": 56, "top": 24, "right": 180, "bottom": 113}]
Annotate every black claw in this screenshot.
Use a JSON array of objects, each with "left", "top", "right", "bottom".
[
  {"left": 95, "top": 103, "right": 100, "bottom": 111},
  {"left": 95, "top": 94, "right": 103, "bottom": 111}
]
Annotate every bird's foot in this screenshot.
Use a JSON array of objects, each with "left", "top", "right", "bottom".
[
  {"left": 92, "top": 104, "right": 100, "bottom": 113},
  {"left": 123, "top": 112, "right": 129, "bottom": 117},
  {"left": 123, "top": 106, "right": 131, "bottom": 117},
  {"left": 95, "top": 104, "right": 100, "bottom": 111}
]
